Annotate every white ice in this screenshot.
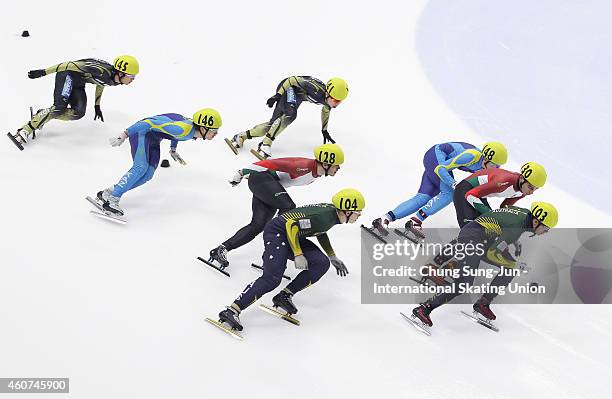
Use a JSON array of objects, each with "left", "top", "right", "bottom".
[{"left": 1, "top": 1, "right": 611, "bottom": 398}]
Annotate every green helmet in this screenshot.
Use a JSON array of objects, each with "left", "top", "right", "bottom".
[
  {"left": 193, "top": 108, "right": 222, "bottom": 128},
  {"left": 326, "top": 77, "right": 349, "bottom": 101},
  {"left": 332, "top": 188, "right": 365, "bottom": 211},
  {"left": 314, "top": 143, "right": 344, "bottom": 165}
]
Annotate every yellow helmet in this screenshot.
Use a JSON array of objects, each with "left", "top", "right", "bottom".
[
  {"left": 520, "top": 162, "right": 547, "bottom": 188},
  {"left": 326, "top": 77, "right": 349, "bottom": 101},
  {"left": 113, "top": 55, "right": 139, "bottom": 75},
  {"left": 481, "top": 141, "right": 508, "bottom": 166},
  {"left": 193, "top": 108, "right": 222, "bottom": 128},
  {"left": 530, "top": 201, "right": 558, "bottom": 228},
  {"left": 314, "top": 143, "right": 344, "bottom": 165},
  {"left": 332, "top": 188, "right": 365, "bottom": 211}
]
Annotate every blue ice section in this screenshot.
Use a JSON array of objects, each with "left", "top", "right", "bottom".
[{"left": 416, "top": 0, "right": 612, "bottom": 213}]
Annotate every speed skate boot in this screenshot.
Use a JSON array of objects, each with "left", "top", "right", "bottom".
[
  {"left": 102, "top": 192, "right": 124, "bottom": 216},
  {"left": 7, "top": 127, "right": 34, "bottom": 150},
  {"left": 209, "top": 245, "right": 229, "bottom": 269},
  {"left": 473, "top": 298, "right": 496, "bottom": 320},
  {"left": 231, "top": 132, "right": 247, "bottom": 150},
  {"left": 272, "top": 289, "right": 298, "bottom": 315},
  {"left": 256, "top": 142, "right": 272, "bottom": 159},
  {"left": 17, "top": 127, "right": 34, "bottom": 142},
  {"left": 219, "top": 306, "right": 243, "bottom": 331},
  {"left": 412, "top": 303, "right": 434, "bottom": 327},
  {"left": 372, "top": 216, "right": 390, "bottom": 236},
  {"left": 95, "top": 187, "right": 114, "bottom": 208},
  {"left": 405, "top": 216, "right": 425, "bottom": 239}
]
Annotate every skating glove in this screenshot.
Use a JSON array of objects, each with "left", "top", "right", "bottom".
[
  {"left": 28, "top": 69, "right": 46, "bottom": 79},
  {"left": 229, "top": 170, "right": 243, "bottom": 187},
  {"left": 170, "top": 149, "right": 187, "bottom": 165},
  {"left": 294, "top": 255, "right": 309, "bottom": 270},
  {"left": 514, "top": 240, "right": 522, "bottom": 257},
  {"left": 267, "top": 93, "right": 281, "bottom": 108},
  {"left": 329, "top": 255, "right": 349, "bottom": 277},
  {"left": 94, "top": 105, "right": 104, "bottom": 122},
  {"left": 109, "top": 132, "right": 127, "bottom": 147},
  {"left": 321, "top": 129, "right": 336, "bottom": 144}
]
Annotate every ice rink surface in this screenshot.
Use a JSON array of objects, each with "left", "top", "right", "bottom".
[{"left": 1, "top": 1, "right": 611, "bottom": 398}]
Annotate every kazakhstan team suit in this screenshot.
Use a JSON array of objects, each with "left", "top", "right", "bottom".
[
  {"left": 233, "top": 204, "right": 339, "bottom": 311},
  {"left": 387, "top": 142, "right": 486, "bottom": 222},
  {"left": 111, "top": 114, "right": 196, "bottom": 197}
]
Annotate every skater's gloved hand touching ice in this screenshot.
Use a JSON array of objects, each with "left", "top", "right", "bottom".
[
  {"left": 294, "top": 255, "right": 308, "bottom": 270},
  {"left": 109, "top": 131, "right": 127, "bottom": 147},
  {"left": 229, "top": 170, "right": 243, "bottom": 187},
  {"left": 28, "top": 69, "right": 46, "bottom": 79},
  {"left": 94, "top": 105, "right": 104, "bottom": 122},
  {"left": 329, "top": 255, "right": 348, "bottom": 277},
  {"left": 170, "top": 148, "right": 186, "bottom": 165}
]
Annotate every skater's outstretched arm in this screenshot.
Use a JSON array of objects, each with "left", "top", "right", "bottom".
[
  {"left": 126, "top": 120, "right": 152, "bottom": 136},
  {"left": 95, "top": 85, "right": 105, "bottom": 107},
  {"left": 434, "top": 149, "right": 482, "bottom": 187},
  {"left": 315, "top": 233, "right": 335, "bottom": 257},
  {"left": 320, "top": 106, "right": 333, "bottom": 143},
  {"left": 500, "top": 196, "right": 522, "bottom": 208}
]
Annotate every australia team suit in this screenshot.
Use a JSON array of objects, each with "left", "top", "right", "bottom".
[
  {"left": 425, "top": 206, "right": 534, "bottom": 309},
  {"left": 232, "top": 204, "right": 339, "bottom": 311}
]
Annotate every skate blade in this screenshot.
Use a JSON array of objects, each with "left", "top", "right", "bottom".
[
  {"left": 259, "top": 304, "right": 300, "bottom": 326},
  {"left": 205, "top": 317, "right": 244, "bottom": 340},
  {"left": 460, "top": 310, "right": 499, "bottom": 332},
  {"left": 251, "top": 263, "right": 291, "bottom": 280},
  {"left": 393, "top": 228, "right": 423, "bottom": 244},
  {"left": 400, "top": 312, "right": 432, "bottom": 336},
  {"left": 7, "top": 132, "right": 25, "bottom": 151},
  {"left": 360, "top": 224, "right": 388, "bottom": 244},
  {"left": 198, "top": 257, "right": 230, "bottom": 277},
  {"left": 250, "top": 148, "right": 267, "bottom": 161},
  {"left": 224, "top": 138, "right": 239, "bottom": 155},
  {"left": 85, "top": 196, "right": 104, "bottom": 211},
  {"left": 89, "top": 210, "right": 127, "bottom": 225}
]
